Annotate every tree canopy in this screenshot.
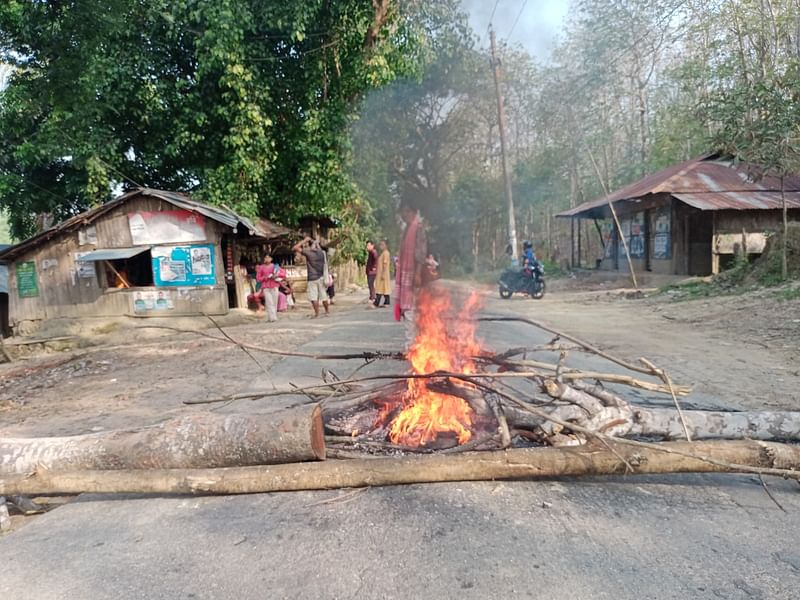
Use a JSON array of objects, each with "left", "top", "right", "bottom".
[{"left": 0, "top": 0, "right": 427, "bottom": 238}]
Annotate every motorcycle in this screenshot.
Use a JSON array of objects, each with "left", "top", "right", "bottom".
[{"left": 498, "top": 262, "right": 546, "bottom": 300}]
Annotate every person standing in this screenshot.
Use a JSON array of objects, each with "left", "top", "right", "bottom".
[
  {"left": 256, "top": 254, "right": 285, "bottom": 323},
  {"left": 373, "top": 239, "right": 391, "bottom": 307},
  {"left": 365, "top": 240, "right": 378, "bottom": 302},
  {"left": 395, "top": 203, "right": 427, "bottom": 321},
  {"left": 292, "top": 236, "right": 330, "bottom": 318}
]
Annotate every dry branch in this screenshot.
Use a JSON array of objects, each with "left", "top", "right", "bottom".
[
  {"left": 140, "top": 324, "right": 405, "bottom": 361},
  {"left": 495, "top": 357, "right": 692, "bottom": 395},
  {"left": 2, "top": 441, "right": 798, "bottom": 496},
  {"left": 479, "top": 316, "right": 658, "bottom": 376},
  {"left": 0, "top": 407, "right": 325, "bottom": 475}
]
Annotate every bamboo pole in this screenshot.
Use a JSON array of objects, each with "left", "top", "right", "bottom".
[{"left": 2, "top": 441, "right": 798, "bottom": 496}]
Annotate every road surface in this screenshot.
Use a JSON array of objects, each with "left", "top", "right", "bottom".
[{"left": 2, "top": 288, "right": 799, "bottom": 599}]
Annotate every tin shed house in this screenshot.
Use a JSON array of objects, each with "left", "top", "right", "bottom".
[
  {"left": 0, "top": 188, "right": 287, "bottom": 335},
  {"left": 557, "top": 155, "right": 800, "bottom": 276}
]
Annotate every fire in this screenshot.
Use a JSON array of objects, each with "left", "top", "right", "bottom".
[{"left": 385, "top": 288, "right": 483, "bottom": 447}]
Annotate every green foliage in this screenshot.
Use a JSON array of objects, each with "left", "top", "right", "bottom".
[
  {"left": 774, "top": 286, "right": 800, "bottom": 301},
  {"left": 0, "top": 0, "right": 427, "bottom": 239}
]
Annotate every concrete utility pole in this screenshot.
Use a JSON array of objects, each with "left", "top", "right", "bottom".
[{"left": 490, "top": 27, "right": 519, "bottom": 265}]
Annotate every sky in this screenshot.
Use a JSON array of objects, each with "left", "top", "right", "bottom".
[{"left": 460, "top": 0, "right": 571, "bottom": 59}]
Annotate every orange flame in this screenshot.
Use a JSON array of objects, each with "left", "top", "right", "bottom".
[{"left": 387, "top": 288, "right": 483, "bottom": 447}]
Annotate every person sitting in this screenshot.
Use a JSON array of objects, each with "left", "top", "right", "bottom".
[
  {"left": 522, "top": 240, "right": 537, "bottom": 277},
  {"left": 422, "top": 253, "right": 439, "bottom": 285},
  {"left": 278, "top": 279, "right": 295, "bottom": 311}
]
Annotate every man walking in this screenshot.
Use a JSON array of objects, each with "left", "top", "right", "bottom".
[
  {"left": 292, "top": 236, "right": 330, "bottom": 318},
  {"left": 366, "top": 240, "right": 378, "bottom": 302}
]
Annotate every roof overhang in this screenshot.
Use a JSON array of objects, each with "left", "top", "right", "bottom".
[{"left": 78, "top": 247, "right": 150, "bottom": 261}]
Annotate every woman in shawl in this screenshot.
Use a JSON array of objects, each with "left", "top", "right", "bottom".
[
  {"left": 372, "top": 239, "right": 392, "bottom": 307},
  {"left": 394, "top": 203, "right": 426, "bottom": 321}
]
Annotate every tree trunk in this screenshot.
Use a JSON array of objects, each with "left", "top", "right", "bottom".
[
  {"left": 2, "top": 441, "right": 798, "bottom": 496},
  {"left": 629, "top": 407, "right": 800, "bottom": 441},
  {"left": 0, "top": 407, "right": 325, "bottom": 475}
]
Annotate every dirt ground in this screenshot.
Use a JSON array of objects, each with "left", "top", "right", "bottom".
[
  {"left": 0, "top": 291, "right": 370, "bottom": 438},
  {"left": 2, "top": 274, "right": 798, "bottom": 443}
]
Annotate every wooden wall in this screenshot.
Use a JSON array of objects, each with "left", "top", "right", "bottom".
[{"left": 7, "top": 196, "right": 229, "bottom": 334}]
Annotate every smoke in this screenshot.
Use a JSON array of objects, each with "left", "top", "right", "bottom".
[{"left": 460, "top": 0, "right": 569, "bottom": 59}]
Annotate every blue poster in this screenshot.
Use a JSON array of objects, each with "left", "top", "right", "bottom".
[{"left": 152, "top": 244, "right": 216, "bottom": 287}]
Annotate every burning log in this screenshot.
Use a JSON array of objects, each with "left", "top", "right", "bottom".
[
  {"left": 0, "top": 407, "right": 325, "bottom": 475},
  {"left": 1, "top": 441, "right": 799, "bottom": 496}
]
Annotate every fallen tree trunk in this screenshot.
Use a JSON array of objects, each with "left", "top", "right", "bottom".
[
  {"left": 1, "top": 441, "right": 798, "bottom": 496},
  {"left": 629, "top": 408, "right": 800, "bottom": 441},
  {"left": 427, "top": 380, "right": 800, "bottom": 444},
  {"left": 0, "top": 407, "right": 325, "bottom": 474}
]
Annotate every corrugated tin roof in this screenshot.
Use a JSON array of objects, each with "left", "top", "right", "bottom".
[
  {"left": 0, "top": 188, "right": 292, "bottom": 261},
  {"left": 557, "top": 155, "right": 800, "bottom": 218}
]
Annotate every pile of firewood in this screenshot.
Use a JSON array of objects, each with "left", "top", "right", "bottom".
[{"left": 1, "top": 314, "right": 799, "bottom": 498}]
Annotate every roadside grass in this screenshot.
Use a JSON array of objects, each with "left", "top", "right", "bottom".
[
  {"left": 774, "top": 286, "right": 800, "bottom": 301},
  {"left": 660, "top": 226, "right": 800, "bottom": 301}
]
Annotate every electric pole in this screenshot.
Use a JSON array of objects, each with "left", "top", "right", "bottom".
[{"left": 490, "top": 26, "right": 518, "bottom": 265}]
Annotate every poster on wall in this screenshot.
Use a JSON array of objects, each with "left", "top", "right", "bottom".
[
  {"left": 152, "top": 244, "right": 216, "bottom": 287},
  {"left": 653, "top": 207, "right": 671, "bottom": 259},
  {"left": 602, "top": 221, "right": 616, "bottom": 259},
  {"left": 629, "top": 212, "right": 645, "bottom": 258},
  {"left": 78, "top": 225, "right": 98, "bottom": 246},
  {"left": 73, "top": 252, "right": 97, "bottom": 278},
  {"left": 132, "top": 290, "right": 175, "bottom": 314},
  {"left": 128, "top": 210, "right": 206, "bottom": 245},
  {"left": 16, "top": 261, "right": 38, "bottom": 297},
  {"left": 617, "top": 218, "right": 632, "bottom": 259}
]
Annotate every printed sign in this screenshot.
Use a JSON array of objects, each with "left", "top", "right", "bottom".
[
  {"left": 151, "top": 244, "right": 216, "bottom": 287},
  {"left": 629, "top": 212, "right": 645, "bottom": 259},
  {"left": 78, "top": 226, "right": 98, "bottom": 246},
  {"left": 132, "top": 290, "right": 175, "bottom": 314},
  {"left": 16, "top": 261, "right": 38, "bottom": 297},
  {"left": 73, "top": 252, "right": 97, "bottom": 278},
  {"left": 128, "top": 210, "right": 206, "bottom": 245},
  {"left": 653, "top": 208, "right": 671, "bottom": 260}
]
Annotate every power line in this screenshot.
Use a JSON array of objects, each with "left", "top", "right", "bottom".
[
  {"left": 507, "top": 0, "right": 529, "bottom": 40},
  {"left": 488, "top": 0, "right": 501, "bottom": 30}
]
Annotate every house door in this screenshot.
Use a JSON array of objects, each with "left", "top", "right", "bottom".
[{"left": 688, "top": 211, "right": 713, "bottom": 276}]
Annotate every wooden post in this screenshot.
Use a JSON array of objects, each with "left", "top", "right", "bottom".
[
  {"left": 587, "top": 150, "right": 638, "bottom": 288},
  {"left": 570, "top": 218, "right": 576, "bottom": 269},
  {"left": 490, "top": 27, "right": 518, "bottom": 265},
  {"left": 577, "top": 218, "right": 582, "bottom": 269}
]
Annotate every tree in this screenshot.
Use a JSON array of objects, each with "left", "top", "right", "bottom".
[
  {"left": 702, "top": 0, "right": 800, "bottom": 280},
  {"left": 0, "top": 0, "right": 426, "bottom": 238}
]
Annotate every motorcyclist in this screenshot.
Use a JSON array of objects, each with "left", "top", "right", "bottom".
[{"left": 522, "top": 241, "right": 537, "bottom": 277}]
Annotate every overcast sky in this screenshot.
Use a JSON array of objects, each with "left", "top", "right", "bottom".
[{"left": 461, "top": 0, "right": 571, "bottom": 59}]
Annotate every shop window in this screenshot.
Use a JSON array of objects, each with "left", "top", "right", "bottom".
[{"left": 104, "top": 251, "right": 153, "bottom": 288}]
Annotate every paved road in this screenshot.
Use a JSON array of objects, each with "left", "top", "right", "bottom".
[{"left": 2, "top": 293, "right": 799, "bottom": 599}]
